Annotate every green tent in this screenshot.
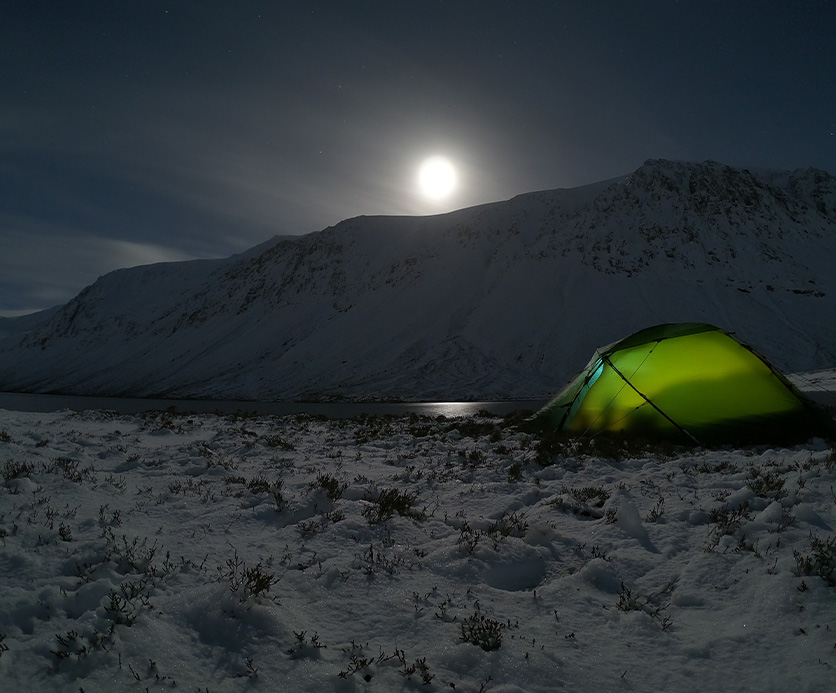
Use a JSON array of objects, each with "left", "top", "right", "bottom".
[{"left": 533, "top": 323, "right": 834, "bottom": 445}]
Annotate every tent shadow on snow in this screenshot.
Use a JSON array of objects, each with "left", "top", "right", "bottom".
[{"left": 529, "top": 323, "right": 836, "bottom": 447}]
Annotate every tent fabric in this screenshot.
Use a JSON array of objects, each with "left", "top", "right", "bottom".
[{"left": 533, "top": 323, "right": 833, "bottom": 445}]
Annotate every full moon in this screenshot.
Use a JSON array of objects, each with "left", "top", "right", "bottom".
[{"left": 417, "top": 156, "right": 457, "bottom": 199}]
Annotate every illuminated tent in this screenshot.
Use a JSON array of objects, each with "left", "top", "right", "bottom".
[{"left": 533, "top": 323, "right": 834, "bottom": 445}]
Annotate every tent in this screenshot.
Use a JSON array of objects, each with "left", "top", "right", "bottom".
[{"left": 532, "top": 323, "right": 834, "bottom": 445}]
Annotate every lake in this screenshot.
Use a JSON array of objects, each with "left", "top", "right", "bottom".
[{"left": 0, "top": 392, "right": 547, "bottom": 418}]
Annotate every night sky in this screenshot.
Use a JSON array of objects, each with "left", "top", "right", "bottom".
[{"left": 3, "top": 1, "right": 835, "bottom": 316}]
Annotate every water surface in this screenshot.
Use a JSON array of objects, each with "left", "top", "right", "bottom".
[{"left": 0, "top": 392, "right": 546, "bottom": 418}]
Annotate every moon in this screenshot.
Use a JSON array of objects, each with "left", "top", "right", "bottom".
[{"left": 417, "top": 156, "right": 457, "bottom": 200}]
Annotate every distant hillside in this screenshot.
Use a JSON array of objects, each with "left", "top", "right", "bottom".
[
  {"left": 2, "top": 159, "right": 835, "bottom": 401},
  {"left": 0, "top": 306, "right": 59, "bottom": 342}
]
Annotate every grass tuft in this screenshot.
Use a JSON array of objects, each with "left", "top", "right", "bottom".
[
  {"left": 794, "top": 532, "right": 836, "bottom": 586},
  {"left": 362, "top": 488, "right": 424, "bottom": 524},
  {"left": 460, "top": 612, "right": 504, "bottom": 651}
]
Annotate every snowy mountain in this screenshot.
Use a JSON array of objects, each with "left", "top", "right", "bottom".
[{"left": 2, "top": 159, "right": 835, "bottom": 401}]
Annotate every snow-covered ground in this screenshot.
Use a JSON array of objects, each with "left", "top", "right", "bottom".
[
  {"left": 1, "top": 406, "right": 836, "bottom": 692},
  {"left": 791, "top": 370, "right": 836, "bottom": 406}
]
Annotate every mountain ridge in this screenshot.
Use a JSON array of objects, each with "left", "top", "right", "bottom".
[{"left": 2, "top": 159, "right": 835, "bottom": 401}]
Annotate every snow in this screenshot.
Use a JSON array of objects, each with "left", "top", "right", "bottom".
[{"left": 2, "top": 406, "right": 836, "bottom": 691}]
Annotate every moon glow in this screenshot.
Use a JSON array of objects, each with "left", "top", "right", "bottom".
[{"left": 417, "top": 156, "right": 457, "bottom": 199}]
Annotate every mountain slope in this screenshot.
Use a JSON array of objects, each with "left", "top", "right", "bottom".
[{"left": 2, "top": 159, "right": 835, "bottom": 401}]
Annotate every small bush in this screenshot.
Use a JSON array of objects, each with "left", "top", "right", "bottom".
[
  {"left": 460, "top": 612, "right": 504, "bottom": 651},
  {"left": 488, "top": 511, "right": 528, "bottom": 539},
  {"left": 363, "top": 488, "right": 424, "bottom": 524},
  {"left": 287, "top": 630, "right": 326, "bottom": 659},
  {"left": 353, "top": 544, "right": 409, "bottom": 576},
  {"left": 506, "top": 462, "right": 523, "bottom": 482},
  {"left": 311, "top": 473, "right": 347, "bottom": 501},
  {"left": 247, "top": 475, "right": 271, "bottom": 494},
  {"left": 219, "top": 548, "right": 278, "bottom": 601},
  {"left": 708, "top": 502, "right": 750, "bottom": 534},
  {"left": 3, "top": 460, "right": 33, "bottom": 482},
  {"left": 263, "top": 434, "right": 294, "bottom": 450},
  {"left": 551, "top": 485, "right": 611, "bottom": 518},
  {"left": 616, "top": 581, "right": 675, "bottom": 630},
  {"left": 569, "top": 485, "right": 610, "bottom": 505},
  {"left": 55, "top": 456, "right": 96, "bottom": 483},
  {"left": 105, "top": 591, "right": 143, "bottom": 626},
  {"left": 461, "top": 448, "right": 485, "bottom": 467},
  {"left": 794, "top": 533, "right": 836, "bottom": 586},
  {"left": 747, "top": 468, "right": 786, "bottom": 500}
]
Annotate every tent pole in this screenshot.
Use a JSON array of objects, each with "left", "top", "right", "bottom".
[{"left": 602, "top": 355, "right": 701, "bottom": 445}]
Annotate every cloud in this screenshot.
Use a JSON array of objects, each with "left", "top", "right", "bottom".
[{"left": 0, "top": 219, "right": 195, "bottom": 316}]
